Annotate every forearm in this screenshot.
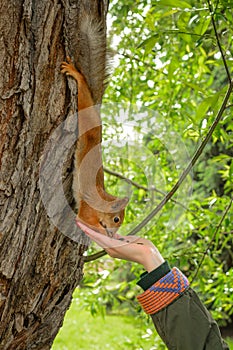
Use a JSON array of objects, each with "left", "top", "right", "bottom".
[
  {"left": 136, "top": 264, "right": 229, "bottom": 350},
  {"left": 150, "top": 288, "right": 229, "bottom": 350}
]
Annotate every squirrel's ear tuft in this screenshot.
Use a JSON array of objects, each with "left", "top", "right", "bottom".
[{"left": 111, "top": 197, "right": 129, "bottom": 211}]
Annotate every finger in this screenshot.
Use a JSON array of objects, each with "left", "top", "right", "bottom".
[
  {"left": 76, "top": 221, "right": 133, "bottom": 249},
  {"left": 113, "top": 233, "right": 141, "bottom": 244},
  {"left": 77, "top": 221, "right": 150, "bottom": 248},
  {"left": 76, "top": 221, "right": 102, "bottom": 238}
]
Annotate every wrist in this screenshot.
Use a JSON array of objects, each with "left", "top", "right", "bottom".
[{"left": 142, "top": 247, "right": 165, "bottom": 272}]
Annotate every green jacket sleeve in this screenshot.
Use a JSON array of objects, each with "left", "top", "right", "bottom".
[{"left": 137, "top": 264, "right": 229, "bottom": 350}]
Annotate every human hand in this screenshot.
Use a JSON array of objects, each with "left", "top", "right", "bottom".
[{"left": 77, "top": 221, "right": 164, "bottom": 272}]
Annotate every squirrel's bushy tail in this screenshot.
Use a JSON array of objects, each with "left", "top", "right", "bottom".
[{"left": 78, "top": 15, "right": 109, "bottom": 105}]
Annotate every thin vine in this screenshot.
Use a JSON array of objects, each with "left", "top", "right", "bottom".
[{"left": 190, "top": 197, "right": 233, "bottom": 284}]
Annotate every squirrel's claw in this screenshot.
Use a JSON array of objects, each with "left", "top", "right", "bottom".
[{"left": 60, "top": 57, "right": 76, "bottom": 76}]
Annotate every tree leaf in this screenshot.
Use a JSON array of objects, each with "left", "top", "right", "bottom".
[
  {"left": 155, "top": 0, "right": 192, "bottom": 9},
  {"left": 196, "top": 91, "right": 221, "bottom": 120},
  {"left": 138, "top": 34, "right": 159, "bottom": 53}
]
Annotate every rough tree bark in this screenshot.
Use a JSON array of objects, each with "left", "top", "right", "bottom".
[{"left": 0, "top": 0, "right": 109, "bottom": 349}]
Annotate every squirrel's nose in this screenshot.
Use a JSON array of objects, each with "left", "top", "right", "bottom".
[{"left": 106, "top": 228, "right": 114, "bottom": 237}]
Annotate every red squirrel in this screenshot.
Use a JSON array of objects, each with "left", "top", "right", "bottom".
[{"left": 61, "top": 57, "right": 128, "bottom": 237}]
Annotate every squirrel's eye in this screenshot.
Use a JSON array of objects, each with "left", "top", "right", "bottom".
[{"left": 113, "top": 216, "right": 120, "bottom": 223}]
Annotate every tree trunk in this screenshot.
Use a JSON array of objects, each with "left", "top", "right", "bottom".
[{"left": 0, "top": 0, "right": 108, "bottom": 348}]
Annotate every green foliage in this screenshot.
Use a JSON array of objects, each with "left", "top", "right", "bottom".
[{"left": 61, "top": 0, "right": 233, "bottom": 347}]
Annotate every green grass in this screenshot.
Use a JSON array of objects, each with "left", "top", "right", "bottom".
[
  {"left": 52, "top": 309, "right": 158, "bottom": 350},
  {"left": 52, "top": 290, "right": 233, "bottom": 350},
  {"left": 52, "top": 289, "right": 161, "bottom": 350}
]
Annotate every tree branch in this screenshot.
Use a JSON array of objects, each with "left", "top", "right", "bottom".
[
  {"left": 190, "top": 197, "right": 233, "bottom": 284},
  {"left": 225, "top": 104, "right": 233, "bottom": 110},
  {"left": 207, "top": 0, "right": 231, "bottom": 82},
  {"left": 104, "top": 166, "right": 150, "bottom": 191},
  {"left": 104, "top": 167, "right": 198, "bottom": 216}
]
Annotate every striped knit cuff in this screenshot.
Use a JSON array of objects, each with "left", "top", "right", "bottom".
[{"left": 137, "top": 267, "right": 189, "bottom": 315}]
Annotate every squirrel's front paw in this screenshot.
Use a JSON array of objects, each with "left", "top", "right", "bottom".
[{"left": 60, "top": 56, "right": 75, "bottom": 75}]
